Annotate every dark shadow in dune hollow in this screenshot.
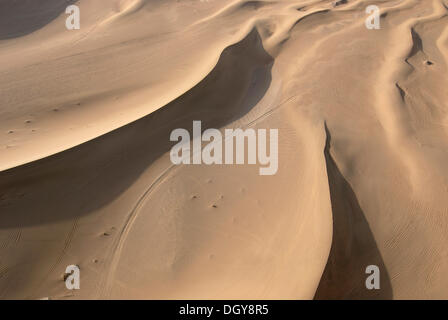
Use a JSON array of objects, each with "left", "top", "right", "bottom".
[
  {"left": 0, "top": 29, "right": 273, "bottom": 229},
  {"left": 314, "top": 124, "right": 393, "bottom": 300},
  {"left": 0, "top": 0, "right": 78, "bottom": 40}
]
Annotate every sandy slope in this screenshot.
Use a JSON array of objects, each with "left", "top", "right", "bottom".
[{"left": 0, "top": 0, "right": 448, "bottom": 299}]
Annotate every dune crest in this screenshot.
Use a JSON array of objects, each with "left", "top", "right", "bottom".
[{"left": 1, "top": 0, "right": 448, "bottom": 299}]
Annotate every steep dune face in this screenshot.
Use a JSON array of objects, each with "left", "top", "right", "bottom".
[{"left": 1, "top": 0, "right": 448, "bottom": 299}]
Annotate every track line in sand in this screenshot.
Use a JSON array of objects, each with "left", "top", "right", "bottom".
[
  {"left": 100, "top": 88, "right": 304, "bottom": 297},
  {"left": 28, "top": 219, "right": 79, "bottom": 299},
  {"left": 97, "top": 2, "right": 363, "bottom": 290},
  {"left": 0, "top": 0, "right": 349, "bottom": 174},
  {"left": 4, "top": 0, "right": 448, "bottom": 299}
]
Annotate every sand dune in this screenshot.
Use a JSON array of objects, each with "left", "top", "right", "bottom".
[{"left": 1, "top": 0, "right": 448, "bottom": 299}]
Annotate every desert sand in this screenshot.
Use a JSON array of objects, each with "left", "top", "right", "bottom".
[{"left": 0, "top": 0, "right": 448, "bottom": 299}]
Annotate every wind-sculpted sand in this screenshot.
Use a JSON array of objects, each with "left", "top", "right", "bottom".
[{"left": 1, "top": 0, "right": 448, "bottom": 299}]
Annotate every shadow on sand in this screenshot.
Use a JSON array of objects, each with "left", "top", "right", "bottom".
[
  {"left": 314, "top": 124, "right": 393, "bottom": 299},
  {"left": 0, "top": 0, "right": 78, "bottom": 40},
  {"left": 0, "top": 29, "right": 273, "bottom": 229}
]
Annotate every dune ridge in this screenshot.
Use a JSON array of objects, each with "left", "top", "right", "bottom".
[{"left": 1, "top": 0, "right": 448, "bottom": 299}]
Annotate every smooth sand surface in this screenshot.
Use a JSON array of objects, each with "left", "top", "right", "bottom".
[{"left": 0, "top": 0, "right": 448, "bottom": 299}]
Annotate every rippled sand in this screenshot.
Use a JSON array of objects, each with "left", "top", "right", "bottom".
[{"left": 1, "top": 0, "right": 448, "bottom": 299}]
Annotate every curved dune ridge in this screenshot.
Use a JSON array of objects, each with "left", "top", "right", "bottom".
[{"left": 0, "top": 0, "right": 448, "bottom": 299}]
